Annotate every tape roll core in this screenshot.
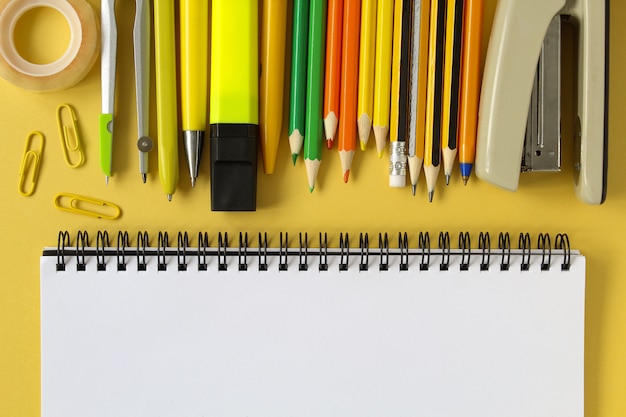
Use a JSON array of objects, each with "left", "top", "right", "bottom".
[{"left": 0, "top": 0, "right": 99, "bottom": 91}]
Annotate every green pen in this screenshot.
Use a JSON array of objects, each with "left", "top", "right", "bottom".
[
  {"left": 209, "top": 0, "right": 259, "bottom": 211},
  {"left": 303, "top": 0, "right": 326, "bottom": 192},
  {"left": 288, "top": 0, "right": 309, "bottom": 165}
]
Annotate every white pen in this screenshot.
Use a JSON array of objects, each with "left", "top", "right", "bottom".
[{"left": 100, "top": 0, "right": 117, "bottom": 184}]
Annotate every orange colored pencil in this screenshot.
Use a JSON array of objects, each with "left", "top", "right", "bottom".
[
  {"left": 337, "top": 0, "right": 361, "bottom": 183},
  {"left": 458, "top": 0, "right": 483, "bottom": 184},
  {"left": 323, "top": 0, "right": 343, "bottom": 149}
]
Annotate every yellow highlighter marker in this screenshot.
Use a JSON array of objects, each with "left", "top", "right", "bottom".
[
  {"left": 210, "top": 0, "right": 259, "bottom": 211},
  {"left": 181, "top": 0, "right": 209, "bottom": 187},
  {"left": 154, "top": 0, "right": 179, "bottom": 201}
]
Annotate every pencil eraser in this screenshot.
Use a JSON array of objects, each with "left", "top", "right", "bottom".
[{"left": 210, "top": 124, "right": 258, "bottom": 211}]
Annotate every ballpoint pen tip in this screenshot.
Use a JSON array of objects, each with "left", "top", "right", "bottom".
[
  {"left": 167, "top": 194, "right": 173, "bottom": 202},
  {"left": 428, "top": 191, "right": 434, "bottom": 203},
  {"left": 141, "top": 174, "right": 147, "bottom": 183},
  {"left": 191, "top": 177, "right": 196, "bottom": 188},
  {"left": 462, "top": 176, "right": 469, "bottom": 186},
  {"left": 105, "top": 176, "right": 109, "bottom": 186}
]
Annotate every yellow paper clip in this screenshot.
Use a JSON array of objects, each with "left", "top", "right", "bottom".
[
  {"left": 54, "top": 193, "right": 122, "bottom": 220},
  {"left": 57, "top": 104, "right": 85, "bottom": 168},
  {"left": 18, "top": 131, "right": 45, "bottom": 196}
]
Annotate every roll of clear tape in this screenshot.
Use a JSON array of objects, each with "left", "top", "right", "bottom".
[{"left": 0, "top": 0, "right": 99, "bottom": 91}]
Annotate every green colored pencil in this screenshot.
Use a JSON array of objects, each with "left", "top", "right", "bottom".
[
  {"left": 289, "top": 0, "right": 310, "bottom": 165},
  {"left": 304, "top": 0, "right": 327, "bottom": 192}
]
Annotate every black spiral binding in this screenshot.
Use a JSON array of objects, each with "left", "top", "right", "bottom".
[
  {"left": 299, "top": 233, "right": 308, "bottom": 271},
  {"left": 519, "top": 233, "right": 531, "bottom": 271},
  {"left": 198, "top": 232, "right": 209, "bottom": 271},
  {"left": 279, "top": 232, "right": 288, "bottom": 271},
  {"left": 56, "top": 230, "right": 70, "bottom": 271},
  {"left": 399, "top": 232, "right": 409, "bottom": 271},
  {"left": 419, "top": 232, "right": 430, "bottom": 271},
  {"left": 339, "top": 233, "right": 349, "bottom": 271},
  {"left": 217, "top": 232, "right": 228, "bottom": 271},
  {"left": 538, "top": 233, "right": 551, "bottom": 271},
  {"left": 319, "top": 233, "right": 328, "bottom": 271},
  {"left": 258, "top": 232, "right": 268, "bottom": 271},
  {"left": 117, "top": 231, "right": 129, "bottom": 271},
  {"left": 97, "top": 231, "right": 109, "bottom": 271},
  {"left": 479, "top": 232, "right": 490, "bottom": 271},
  {"left": 498, "top": 232, "right": 511, "bottom": 271},
  {"left": 157, "top": 232, "right": 168, "bottom": 271},
  {"left": 239, "top": 232, "right": 248, "bottom": 271},
  {"left": 51, "top": 231, "right": 575, "bottom": 273},
  {"left": 459, "top": 232, "right": 471, "bottom": 271},
  {"left": 359, "top": 233, "right": 369, "bottom": 271},
  {"left": 137, "top": 231, "right": 148, "bottom": 271},
  {"left": 555, "top": 233, "right": 571, "bottom": 271},
  {"left": 439, "top": 232, "right": 450, "bottom": 271},
  {"left": 76, "top": 231, "right": 88, "bottom": 271},
  {"left": 178, "top": 232, "right": 189, "bottom": 272}
]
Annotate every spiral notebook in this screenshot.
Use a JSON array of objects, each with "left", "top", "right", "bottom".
[{"left": 40, "top": 231, "right": 585, "bottom": 417}]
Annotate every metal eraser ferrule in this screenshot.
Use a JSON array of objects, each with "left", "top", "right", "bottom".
[
  {"left": 210, "top": 124, "right": 258, "bottom": 211},
  {"left": 389, "top": 141, "right": 408, "bottom": 187}
]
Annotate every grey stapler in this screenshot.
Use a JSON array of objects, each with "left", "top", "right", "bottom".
[{"left": 475, "top": 0, "right": 609, "bottom": 204}]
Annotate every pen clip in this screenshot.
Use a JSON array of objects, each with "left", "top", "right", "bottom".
[
  {"left": 54, "top": 193, "right": 122, "bottom": 220},
  {"left": 57, "top": 104, "right": 85, "bottom": 168},
  {"left": 18, "top": 131, "right": 45, "bottom": 196}
]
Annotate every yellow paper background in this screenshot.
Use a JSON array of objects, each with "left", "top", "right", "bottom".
[{"left": 0, "top": 1, "right": 624, "bottom": 416}]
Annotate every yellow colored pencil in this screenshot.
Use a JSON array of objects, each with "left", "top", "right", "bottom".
[
  {"left": 441, "top": 0, "right": 464, "bottom": 185},
  {"left": 372, "top": 0, "right": 394, "bottom": 158},
  {"left": 357, "top": 0, "right": 377, "bottom": 150},
  {"left": 260, "top": 0, "right": 289, "bottom": 174},
  {"left": 389, "top": 0, "right": 412, "bottom": 188},
  {"left": 423, "top": 0, "right": 445, "bottom": 202}
]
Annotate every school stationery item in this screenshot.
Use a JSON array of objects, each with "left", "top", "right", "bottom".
[
  {"left": 41, "top": 230, "right": 585, "bottom": 417},
  {"left": 100, "top": 0, "right": 116, "bottom": 183},
  {"left": 210, "top": 0, "right": 259, "bottom": 211},
  {"left": 134, "top": 0, "right": 152, "bottom": 183},
  {"left": 476, "top": 0, "right": 608, "bottom": 204},
  {"left": 18, "top": 131, "right": 44, "bottom": 196},
  {"left": 0, "top": 0, "right": 99, "bottom": 91}
]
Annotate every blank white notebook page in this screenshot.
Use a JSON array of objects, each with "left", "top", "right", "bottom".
[{"left": 40, "top": 248, "right": 585, "bottom": 417}]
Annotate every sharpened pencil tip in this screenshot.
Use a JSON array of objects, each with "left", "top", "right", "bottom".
[
  {"left": 326, "top": 139, "right": 333, "bottom": 149},
  {"left": 378, "top": 151, "right": 383, "bottom": 159},
  {"left": 343, "top": 170, "right": 350, "bottom": 183},
  {"left": 291, "top": 153, "right": 298, "bottom": 166},
  {"left": 360, "top": 141, "right": 367, "bottom": 152},
  {"left": 428, "top": 190, "right": 434, "bottom": 203},
  {"left": 141, "top": 173, "right": 147, "bottom": 183},
  {"left": 445, "top": 174, "right": 450, "bottom": 185},
  {"left": 412, "top": 184, "right": 416, "bottom": 196},
  {"left": 309, "top": 186, "right": 314, "bottom": 193}
]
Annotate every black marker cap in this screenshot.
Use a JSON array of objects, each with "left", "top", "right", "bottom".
[{"left": 210, "top": 123, "right": 258, "bottom": 211}]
